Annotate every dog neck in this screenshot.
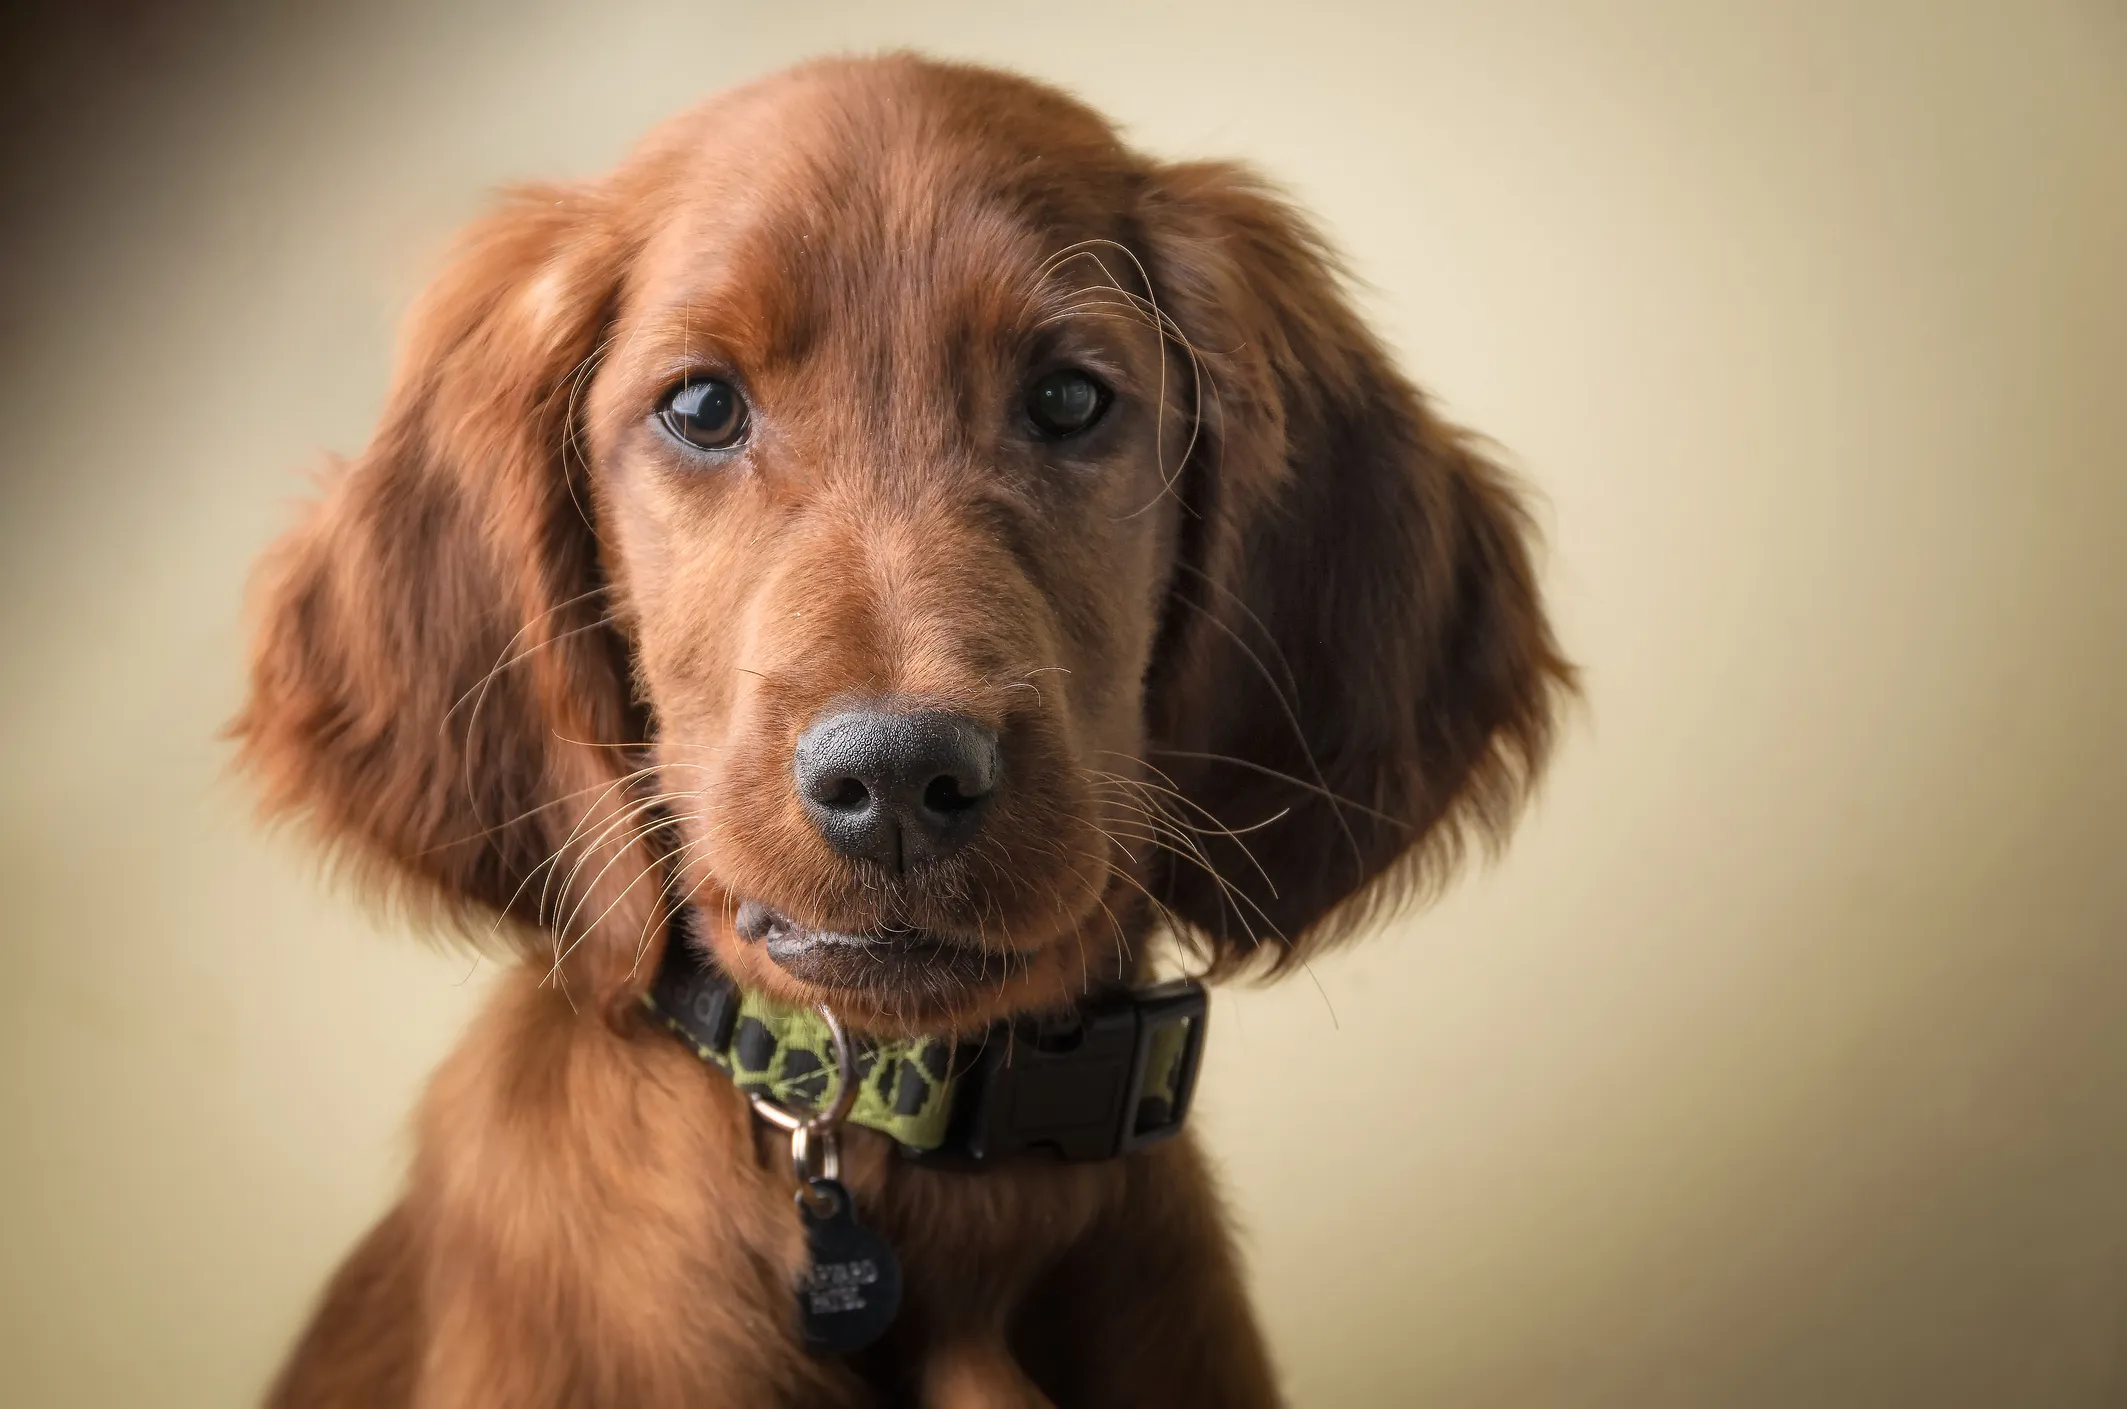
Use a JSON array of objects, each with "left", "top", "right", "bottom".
[{"left": 646, "top": 918, "right": 1207, "bottom": 1167}]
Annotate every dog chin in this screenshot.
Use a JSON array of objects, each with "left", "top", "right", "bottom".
[{"left": 727, "top": 899, "right": 1051, "bottom": 1026}]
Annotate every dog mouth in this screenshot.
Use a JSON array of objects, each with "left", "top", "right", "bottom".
[{"left": 734, "top": 899, "right": 1027, "bottom": 992}]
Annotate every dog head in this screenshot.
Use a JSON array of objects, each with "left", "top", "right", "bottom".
[{"left": 235, "top": 55, "right": 1570, "bottom": 1034}]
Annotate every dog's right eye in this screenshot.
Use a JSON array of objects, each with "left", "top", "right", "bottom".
[
  {"left": 658, "top": 378, "right": 750, "bottom": 451},
  {"left": 1025, "top": 369, "right": 1111, "bottom": 440}
]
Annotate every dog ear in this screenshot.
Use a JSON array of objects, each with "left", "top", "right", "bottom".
[
  {"left": 232, "top": 184, "right": 658, "bottom": 1002},
  {"left": 1138, "top": 161, "right": 1574, "bottom": 972}
]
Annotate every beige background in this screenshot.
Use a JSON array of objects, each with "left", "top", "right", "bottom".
[{"left": 4, "top": 2, "right": 2124, "bottom": 1405}]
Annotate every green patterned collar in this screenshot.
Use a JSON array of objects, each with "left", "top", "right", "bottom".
[
  {"left": 645, "top": 976, "right": 960, "bottom": 1148},
  {"left": 645, "top": 927, "right": 1208, "bottom": 1164}
]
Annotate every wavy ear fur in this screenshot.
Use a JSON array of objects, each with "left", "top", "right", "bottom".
[
  {"left": 1139, "top": 161, "right": 1574, "bottom": 972},
  {"left": 232, "top": 184, "right": 657, "bottom": 1004}
]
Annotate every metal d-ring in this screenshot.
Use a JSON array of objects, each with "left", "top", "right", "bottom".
[{"left": 746, "top": 1004, "right": 858, "bottom": 1212}]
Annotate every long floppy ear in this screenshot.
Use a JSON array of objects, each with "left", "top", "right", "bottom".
[
  {"left": 232, "top": 184, "right": 656, "bottom": 1005},
  {"left": 1139, "top": 161, "right": 1574, "bottom": 972}
]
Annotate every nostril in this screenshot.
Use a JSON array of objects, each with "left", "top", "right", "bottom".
[
  {"left": 922, "top": 773, "right": 986, "bottom": 815},
  {"left": 820, "top": 776, "right": 871, "bottom": 812}
]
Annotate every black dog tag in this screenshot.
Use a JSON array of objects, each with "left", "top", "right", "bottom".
[{"left": 795, "top": 1178, "right": 901, "bottom": 1355}]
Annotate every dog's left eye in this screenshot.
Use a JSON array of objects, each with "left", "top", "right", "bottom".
[
  {"left": 1025, "top": 369, "right": 1111, "bottom": 440},
  {"left": 658, "top": 377, "right": 750, "bottom": 451}
]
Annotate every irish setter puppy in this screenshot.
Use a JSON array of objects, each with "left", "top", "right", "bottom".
[{"left": 236, "top": 53, "right": 1568, "bottom": 1408}]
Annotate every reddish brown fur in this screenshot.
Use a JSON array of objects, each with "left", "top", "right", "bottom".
[{"left": 236, "top": 54, "right": 1570, "bottom": 1407}]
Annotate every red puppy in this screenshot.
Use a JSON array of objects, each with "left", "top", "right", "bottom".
[{"left": 236, "top": 53, "right": 1569, "bottom": 1407}]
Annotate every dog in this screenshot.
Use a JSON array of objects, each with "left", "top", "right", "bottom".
[{"left": 234, "top": 52, "right": 1570, "bottom": 1408}]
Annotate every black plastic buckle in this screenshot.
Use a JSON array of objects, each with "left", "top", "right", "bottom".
[{"left": 922, "top": 980, "right": 1208, "bottom": 1164}]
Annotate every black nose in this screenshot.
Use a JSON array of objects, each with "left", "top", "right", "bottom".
[{"left": 793, "top": 710, "right": 1000, "bottom": 872}]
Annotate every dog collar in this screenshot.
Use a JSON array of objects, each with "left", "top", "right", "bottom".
[{"left": 645, "top": 926, "right": 1208, "bottom": 1163}]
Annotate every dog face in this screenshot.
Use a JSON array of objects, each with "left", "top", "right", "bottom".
[
  {"left": 583, "top": 69, "right": 1184, "bottom": 1024},
  {"left": 236, "top": 57, "right": 1569, "bottom": 1034}
]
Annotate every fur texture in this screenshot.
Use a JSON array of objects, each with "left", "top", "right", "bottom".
[{"left": 236, "top": 54, "right": 1570, "bottom": 1407}]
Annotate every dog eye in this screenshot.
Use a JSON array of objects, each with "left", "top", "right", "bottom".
[
  {"left": 659, "top": 378, "right": 750, "bottom": 451},
  {"left": 1024, "top": 369, "right": 1110, "bottom": 440}
]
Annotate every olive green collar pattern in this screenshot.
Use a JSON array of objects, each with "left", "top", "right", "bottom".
[{"left": 643, "top": 982, "right": 959, "bottom": 1150}]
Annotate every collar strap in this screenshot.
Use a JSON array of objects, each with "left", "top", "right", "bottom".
[{"left": 645, "top": 932, "right": 1207, "bottom": 1164}]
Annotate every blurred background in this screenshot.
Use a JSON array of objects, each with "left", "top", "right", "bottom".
[{"left": 3, "top": 1, "right": 2123, "bottom": 1404}]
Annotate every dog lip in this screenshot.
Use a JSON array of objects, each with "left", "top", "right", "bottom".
[
  {"left": 736, "top": 900, "right": 1019, "bottom": 989},
  {"left": 733, "top": 898, "right": 788, "bottom": 944}
]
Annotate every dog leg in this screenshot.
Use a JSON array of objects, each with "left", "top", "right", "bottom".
[{"left": 922, "top": 1339, "right": 1056, "bottom": 1409}]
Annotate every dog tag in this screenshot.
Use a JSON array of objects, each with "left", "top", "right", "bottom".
[{"left": 795, "top": 1178, "right": 901, "bottom": 1355}]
